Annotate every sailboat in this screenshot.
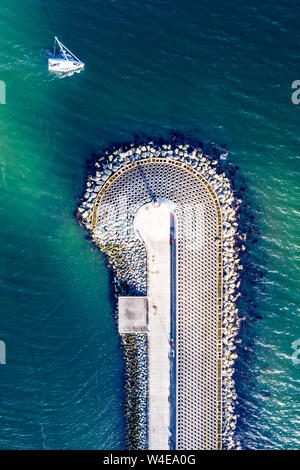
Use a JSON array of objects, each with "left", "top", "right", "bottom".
[{"left": 48, "top": 37, "right": 84, "bottom": 74}]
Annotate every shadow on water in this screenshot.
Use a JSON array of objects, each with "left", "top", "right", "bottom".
[
  {"left": 232, "top": 173, "right": 269, "bottom": 450},
  {"left": 79, "top": 128, "right": 232, "bottom": 184}
]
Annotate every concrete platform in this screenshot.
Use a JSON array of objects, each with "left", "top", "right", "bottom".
[{"left": 118, "top": 297, "right": 148, "bottom": 334}]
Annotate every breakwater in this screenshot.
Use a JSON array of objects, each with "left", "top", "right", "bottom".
[{"left": 77, "top": 141, "right": 244, "bottom": 450}]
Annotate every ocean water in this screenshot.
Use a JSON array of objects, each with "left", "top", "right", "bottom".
[{"left": 0, "top": 0, "right": 299, "bottom": 450}]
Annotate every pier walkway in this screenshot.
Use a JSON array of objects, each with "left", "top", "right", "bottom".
[{"left": 134, "top": 201, "right": 173, "bottom": 450}]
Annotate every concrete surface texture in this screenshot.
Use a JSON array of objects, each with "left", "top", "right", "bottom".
[{"left": 134, "top": 200, "right": 173, "bottom": 450}]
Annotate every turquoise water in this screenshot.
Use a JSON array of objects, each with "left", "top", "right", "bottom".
[{"left": 0, "top": 0, "right": 299, "bottom": 449}]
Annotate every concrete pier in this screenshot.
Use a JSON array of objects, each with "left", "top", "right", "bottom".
[
  {"left": 91, "top": 160, "right": 223, "bottom": 449},
  {"left": 78, "top": 146, "right": 242, "bottom": 450}
]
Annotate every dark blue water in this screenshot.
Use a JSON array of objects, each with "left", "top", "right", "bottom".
[{"left": 0, "top": 0, "right": 299, "bottom": 449}]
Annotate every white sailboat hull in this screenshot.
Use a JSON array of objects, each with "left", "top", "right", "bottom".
[{"left": 48, "top": 58, "right": 84, "bottom": 73}]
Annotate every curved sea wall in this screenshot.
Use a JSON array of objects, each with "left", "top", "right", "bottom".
[{"left": 77, "top": 141, "right": 244, "bottom": 450}]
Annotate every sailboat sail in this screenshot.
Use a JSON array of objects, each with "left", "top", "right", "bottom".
[{"left": 48, "top": 37, "right": 84, "bottom": 74}]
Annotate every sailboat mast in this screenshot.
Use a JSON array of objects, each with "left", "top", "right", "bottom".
[{"left": 55, "top": 36, "right": 69, "bottom": 62}]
